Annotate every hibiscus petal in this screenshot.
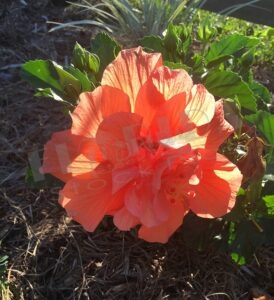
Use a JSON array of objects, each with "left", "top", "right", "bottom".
[
  {"left": 160, "top": 100, "right": 233, "bottom": 151},
  {"left": 197, "top": 100, "right": 234, "bottom": 150},
  {"left": 150, "top": 66, "right": 193, "bottom": 101},
  {"left": 96, "top": 112, "right": 143, "bottom": 165},
  {"left": 113, "top": 207, "right": 139, "bottom": 231},
  {"left": 71, "top": 86, "right": 130, "bottom": 138},
  {"left": 101, "top": 47, "right": 162, "bottom": 111},
  {"left": 112, "top": 164, "right": 139, "bottom": 194},
  {"left": 138, "top": 202, "right": 188, "bottom": 243},
  {"left": 153, "top": 84, "right": 215, "bottom": 142},
  {"left": 41, "top": 130, "right": 102, "bottom": 182},
  {"left": 136, "top": 66, "right": 193, "bottom": 138},
  {"left": 185, "top": 84, "right": 215, "bottom": 127},
  {"left": 59, "top": 167, "right": 113, "bottom": 231},
  {"left": 125, "top": 181, "right": 171, "bottom": 227},
  {"left": 147, "top": 93, "right": 189, "bottom": 141},
  {"left": 189, "top": 153, "right": 243, "bottom": 218}
]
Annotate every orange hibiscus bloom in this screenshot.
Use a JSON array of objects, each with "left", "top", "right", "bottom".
[{"left": 41, "top": 47, "right": 243, "bottom": 243}]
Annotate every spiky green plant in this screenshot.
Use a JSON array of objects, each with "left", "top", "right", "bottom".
[{"left": 49, "top": 0, "right": 206, "bottom": 39}]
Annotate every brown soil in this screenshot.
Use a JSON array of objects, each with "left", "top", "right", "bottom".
[{"left": 1, "top": 1, "right": 274, "bottom": 299}]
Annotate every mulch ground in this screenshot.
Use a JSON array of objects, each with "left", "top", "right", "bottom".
[{"left": 1, "top": 1, "right": 274, "bottom": 299}]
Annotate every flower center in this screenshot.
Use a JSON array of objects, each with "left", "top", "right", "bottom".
[{"left": 163, "top": 153, "right": 201, "bottom": 204}]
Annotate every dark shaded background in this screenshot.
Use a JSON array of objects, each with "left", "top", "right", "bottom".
[{"left": 203, "top": 0, "right": 274, "bottom": 26}]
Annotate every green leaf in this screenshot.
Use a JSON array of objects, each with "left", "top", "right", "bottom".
[
  {"left": 65, "top": 66, "right": 93, "bottom": 91},
  {"left": 197, "top": 22, "right": 217, "bottom": 43},
  {"left": 205, "top": 34, "right": 259, "bottom": 65},
  {"left": 21, "top": 60, "right": 82, "bottom": 103},
  {"left": 206, "top": 55, "right": 233, "bottom": 68},
  {"left": 163, "top": 23, "right": 179, "bottom": 52},
  {"left": 90, "top": 32, "right": 121, "bottom": 80},
  {"left": 204, "top": 70, "right": 257, "bottom": 112},
  {"left": 249, "top": 81, "right": 272, "bottom": 104},
  {"left": 35, "top": 88, "right": 64, "bottom": 102},
  {"left": 245, "top": 111, "right": 274, "bottom": 147},
  {"left": 262, "top": 195, "right": 274, "bottom": 216},
  {"left": 139, "top": 35, "right": 167, "bottom": 55},
  {"left": 72, "top": 42, "right": 100, "bottom": 74}
]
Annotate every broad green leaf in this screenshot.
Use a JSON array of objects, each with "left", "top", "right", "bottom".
[
  {"left": 204, "top": 70, "right": 257, "bottom": 112},
  {"left": 21, "top": 60, "right": 82, "bottom": 102},
  {"left": 238, "top": 49, "right": 255, "bottom": 68},
  {"left": 205, "top": 34, "right": 259, "bottom": 65},
  {"left": 90, "top": 32, "right": 121, "bottom": 80},
  {"left": 245, "top": 111, "right": 274, "bottom": 147},
  {"left": 206, "top": 55, "right": 233, "bottom": 68},
  {"left": 72, "top": 42, "right": 100, "bottom": 74},
  {"left": 262, "top": 195, "right": 274, "bottom": 216},
  {"left": 249, "top": 81, "right": 272, "bottom": 104},
  {"left": 65, "top": 66, "right": 92, "bottom": 91},
  {"left": 139, "top": 35, "right": 167, "bottom": 55}
]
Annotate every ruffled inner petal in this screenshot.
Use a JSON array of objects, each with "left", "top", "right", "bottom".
[{"left": 96, "top": 112, "right": 143, "bottom": 165}]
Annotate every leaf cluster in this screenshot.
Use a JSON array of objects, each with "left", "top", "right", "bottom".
[{"left": 21, "top": 33, "right": 121, "bottom": 106}]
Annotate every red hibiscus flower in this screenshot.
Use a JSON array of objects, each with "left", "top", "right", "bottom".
[{"left": 41, "top": 47, "right": 243, "bottom": 243}]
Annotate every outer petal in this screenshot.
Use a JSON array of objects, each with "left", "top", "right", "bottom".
[
  {"left": 101, "top": 47, "right": 162, "bottom": 111},
  {"left": 149, "top": 66, "right": 193, "bottom": 101},
  {"left": 185, "top": 84, "right": 215, "bottom": 127},
  {"left": 146, "top": 84, "right": 215, "bottom": 142},
  {"left": 71, "top": 86, "right": 131, "bottom": 138},
  {"left": 196, "top": 100, "right": 234, "bottom": 150},
  {"left": 96, "top": 112, "right": 143, "bottom": 165},
  {"left": 160, "top": 100, "right": 234, "bottom": 151},
  {"left": 41, "top": 130, "right": 102, "bottom": 182},
  {"left": 59, "top": 166, "right": 114, "bottom": 231},
  {"left": 189, "top": 153, "right": 243, "bottom": 218},
  {"left": 138, "top": 201, "right": 188, "bottom": 243}
]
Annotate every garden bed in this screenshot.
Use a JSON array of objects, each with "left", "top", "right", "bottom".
[{"left": 0, "top": 1, "right": 273, "bottom": 299}]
